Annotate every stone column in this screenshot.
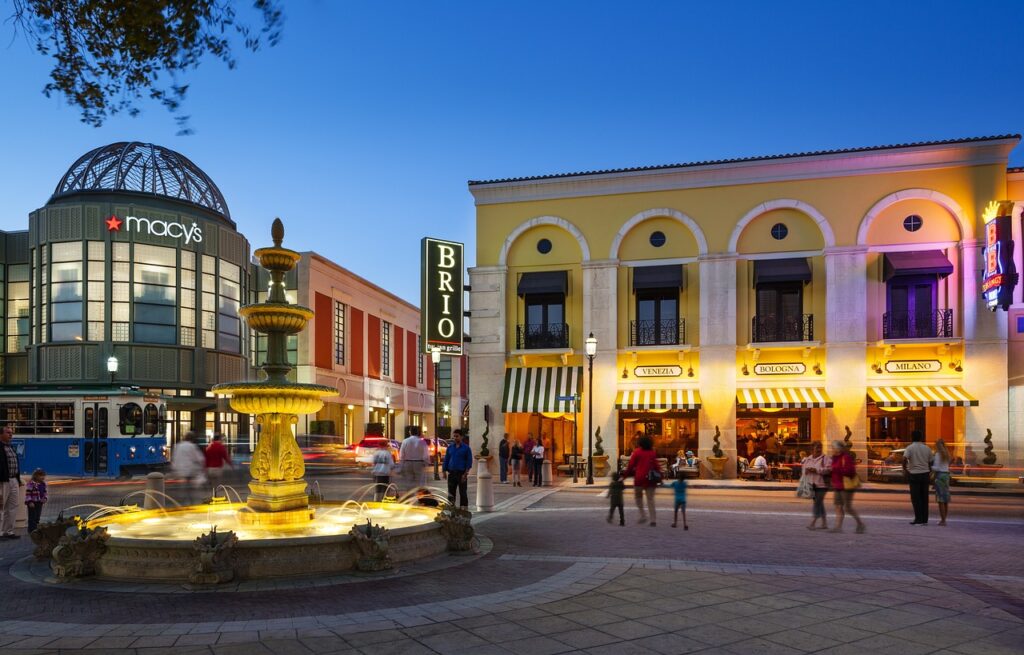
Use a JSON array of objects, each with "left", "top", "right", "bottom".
[
  {"left": 468, "top": 266, "right": 508, "bottom": 474},
  {"left": 698, "top": 255, "right": 737, "bottom": 478},
  {"left": 582, "top": 260, "right": 619, "bottom": 475},
  {"left": 824, "top": 248, "right": 868, "bottom": 472}
]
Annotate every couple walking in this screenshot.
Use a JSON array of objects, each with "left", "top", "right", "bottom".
[
  {"left": 800, "top": 440, "right": 866, "bottom": 533},
  {"left": 171, "top": 432, "right": 233, "bottom": 504}
]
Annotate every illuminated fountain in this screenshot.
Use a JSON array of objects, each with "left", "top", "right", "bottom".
[{"left": 58, "top": 220, "right": 464, "bottom": 584}]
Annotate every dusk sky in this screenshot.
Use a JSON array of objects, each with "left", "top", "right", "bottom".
[{"left": 1, "top": 0, "right": 1021, "bottom": 304}]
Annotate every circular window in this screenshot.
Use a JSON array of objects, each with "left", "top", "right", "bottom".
[
  {"left": 537, "top": 238, "right": 552, "bottom": 254},
  {"left": 770, "top": 223, "right": 789, "bottom": 240},
  {"left": 903, "top": 215, "right": 923, "bottom": 232},
  {"left": 649, "top": 231, "right": 667, "bottom": 247}
]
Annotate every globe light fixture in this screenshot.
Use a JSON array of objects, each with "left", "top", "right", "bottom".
[
  {"left": 107, "top": 355, "right": 119, "bottom": 385},
  {"left": 585, "top": 332, "right": 597, "bottom": 484}
]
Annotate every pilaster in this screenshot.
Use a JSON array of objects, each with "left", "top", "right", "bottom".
[
  {"left": 468, "top": 266, "right": 508, "bottom": 456},
  {"left": 581, "top": 260, "right": 619, "bottom": 470},
  {"left": 698, "top": 255, "right": 738, "bottom": 477}
]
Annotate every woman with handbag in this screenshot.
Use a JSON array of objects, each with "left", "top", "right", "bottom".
[
  {"left": 828, "top": 440, "right": 866, "bottom": 534},
  {"left": 800, "top": 442, "right": 831, "bottom": 530},
  {"left": 623, "top": 435, "right": 661, "bottom": 527}
]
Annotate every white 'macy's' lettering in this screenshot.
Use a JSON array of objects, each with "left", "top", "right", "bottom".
[{"left": 124, "top": 215, "right": 203, "bottom": 244}]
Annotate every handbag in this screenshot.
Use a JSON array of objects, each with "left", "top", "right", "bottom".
[
  {"left": 647, "top": 468, "right": 663, "bottom": 484},
  {"left": 796, "top": 475, "right": 814, "bottom": 499},
  {"left": 843, "top": 475, "right": 860, "bottom": 491}
]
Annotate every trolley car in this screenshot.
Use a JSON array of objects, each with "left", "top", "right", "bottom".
[{"left": 0, "top": 388, "right": 169, "bottom": 478}]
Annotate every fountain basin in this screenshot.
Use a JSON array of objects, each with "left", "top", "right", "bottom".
[
  {"left": 213, "top": 382, "right": 336, "bottom": 415},
  {"left": 84, "top": 502, "right": 447, "bottom": 583},
  {"left": 239, "top": 303, "right": 314, "bottom": 334}
]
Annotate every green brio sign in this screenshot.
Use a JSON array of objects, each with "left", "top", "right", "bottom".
[{"left": 420, "top": 237, "right": 464, "bottom": 356}]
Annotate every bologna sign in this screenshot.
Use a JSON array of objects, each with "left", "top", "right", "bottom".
[{"left": 421, "top": 237, "right": 464, "bottom": 355}]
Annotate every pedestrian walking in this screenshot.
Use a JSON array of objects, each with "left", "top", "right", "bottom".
[
  {"left": 903, "top": 430, "right": 932, "bottom": 525},
  {"left": 443, "top": 429, "right": 473, "bottom": 508},
  {"left": 1, "top": 426, "right": 23, "bottom": 539},
  {"left": 671, "top": 471, "right": 688, "bottom": 529},
  {"left": 509, "top": 437, "right": 524, "bottom": 487},
  {"left": 828, "top": 440, "right": 865, "bottom": 534},
  {"left": 398, "top": 432, "right": 429, "bottom": 490},
  {"left": 24, "top": 468, "right": 47, "bottom": 533},
  {"left": 606, "top": 471, "right": 625, "bottom": 525},
  {"left": 171, "top": 431, "right": 206, "bottom": 505},
  {"left": 623, "top": 434, "right": 661, "bottom": 526},
  {"left": 801, "top": 442, "right": 830, "bottom": 530},
  {"left": 523, "top": 433, "right": 536, "bottom": 482},
  {"left": 204, "top": 433, "right": 233, "bottom": 497},
  {"left": 530, "top": 439, "right": 546, "bottom": 487},
  {"left": 498, "top": 433, "right": 510, "bottom": 484},
  {"left": 371, "top": 443, "right": 396, "bottom": 502},
  {"left": 932, "top": 438, "right": 952, "bottom": 526}
]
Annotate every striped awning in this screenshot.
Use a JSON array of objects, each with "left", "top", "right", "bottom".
[
  {"left": 737, "top": 387, "right": 833, "bottom": 409},
  {"left": 616, "top": 389, "right": 701, "bottom": 411},
  {"left": 868, "top": 386, "right": 978, "bottom": 407},
  {"left": 502, "top": 366, "right": 583, "bottom": 413}
]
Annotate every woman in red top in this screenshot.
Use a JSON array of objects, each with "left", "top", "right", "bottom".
[
  {"left": 829, "top": 439, "right": 865, "bottom": 534},
  {"left": 623, "top": 435, "right": 661, "bottom": 526},
  {"left": 204, "top": 433, "right": 233, "bottom": 496}
]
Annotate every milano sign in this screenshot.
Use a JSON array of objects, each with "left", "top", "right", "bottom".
[{"left": 420, "top": 237, "right": 464, "bottom": 355}]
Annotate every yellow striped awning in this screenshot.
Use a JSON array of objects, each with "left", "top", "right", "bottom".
[
  {"left": 868, "top": 386, "right": 978, "bottom": 407},
  {"left": 502, "top": 366, "right": 583, "bottom": 413},
  {"left": 737, "top": 387, "right": 833, "bottom": 409},
  {"left": 615, "top": 389, "right": 701, "bottom": 411}
]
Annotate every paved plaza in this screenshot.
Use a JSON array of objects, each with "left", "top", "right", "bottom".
[{"left": 0, "top": 478, "right": 1022, "bottom": 655}]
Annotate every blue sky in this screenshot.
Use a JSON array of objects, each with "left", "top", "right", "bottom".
[{"left": 0, "top": 0, "right": 1021, "bottom": 304}]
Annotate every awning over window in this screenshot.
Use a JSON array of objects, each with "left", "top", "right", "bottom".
[
  {"left": 616, "top": 389, "right": 701, "bottom": 410},
  {"left": 868, "top": 386, "right": 977, "bottom": 407},
  {"left": 517, "top": 271, "right": 568, "bottom": 296},
  {"left": 737, "top": 387, "right": 832, "bottom": 409},
  {"left": 753, "top": 258, "right": 812, "bottom": 285},
  {"left": 502, "top": 366, "right": 582, "bottom": 413},
  {"left": 883, "top": 251, "right": 954, "bottom": 281},
  {"left": 633, "top": 265, "right": 683, "bottom": 291}
]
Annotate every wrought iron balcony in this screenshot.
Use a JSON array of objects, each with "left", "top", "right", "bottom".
[
  {"left": 629, "top": 318, "right": 686, "bottom": 347},
  {"left": 516, "top": 323, "right": 569, "bottom": 350},
  {"left": 882, "top": 309, "right": 953, "bottom": 340},
  {"left": 752, "top": 314, "right": 814, "bottom": 343}
]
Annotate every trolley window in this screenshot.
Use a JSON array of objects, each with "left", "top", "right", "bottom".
[
  {"left": 0, "top": 402, "right": 75, "bottom": 435},
  {"left": 143, "top": 403, "right": 160, "bottom": 435},
  {"left": 119, "top": 402, "right": 143, "bottom": 435}
]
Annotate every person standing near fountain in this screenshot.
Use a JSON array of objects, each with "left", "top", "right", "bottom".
[
  {"left": 172, "top": 431, "right": 206, "bottom": 505},
  {"left": 204, "top": 433, "right": 233, "bottom": 497},
  {"left": 443, "top": 429, "right": 473, "bottom": 508},
  {"left": 372, "top": 442, "right": 397, "bottom": 502},
  {"left": 0, "top": 426, "right": 22, "bottom": 539},
  {"left": 399, "top": 431, "right": 429, "bottom": 490}
]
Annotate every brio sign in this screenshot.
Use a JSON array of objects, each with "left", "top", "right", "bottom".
[
  {"left": 106, "top": 214, "right": 204, "bottom": 245},
  {"left": 420, "top": 237, "right": 464, "bottom": 355}
]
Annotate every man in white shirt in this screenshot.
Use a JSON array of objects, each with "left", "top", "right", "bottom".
[
  {"left": 902, "top": 430, "right": 933, "bottom": 525},
  {"left": 399, "top": 433, "right": 429, "bottom": 489}
]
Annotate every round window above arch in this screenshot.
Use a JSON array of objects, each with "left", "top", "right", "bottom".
[
  {"left": 903, "top": 215, "right": 924, "bottom": 232},
  {"left": 537, "top": 238, "right": 552, "bottom": 254},
  {"left": 649, "top": 231, "right": 667, "bottom": 247},
  {"left": 770, "top": 223, "right": 788, "bottom": 240}
]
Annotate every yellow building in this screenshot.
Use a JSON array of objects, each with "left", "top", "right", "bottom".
[{"left": 467, "top": 135, "right": 1023, "bottom": 479}]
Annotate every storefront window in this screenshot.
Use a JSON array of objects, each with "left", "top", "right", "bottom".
[
  {"left": 736, "top": 412, "right": 812, "bottom": 464},
  {"left": 619, "top": 411, "right": 698, "bottom": 461},
  {"left": 6, "top": 265, "right": 29, "bottom": 353},
  {"left": 133, "top": 244, "right": 177, "bottom": 345},
  {"left": 50, "top": 243, "right": 83, "bottom": 342}
]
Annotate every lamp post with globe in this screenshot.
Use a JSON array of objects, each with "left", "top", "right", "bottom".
[{"left": 585, "top": 333, "right": 597, "bottom": 485}]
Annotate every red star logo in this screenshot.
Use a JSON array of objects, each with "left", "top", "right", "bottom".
[{"left": 106, "top": 215, "right": 123, "bottom": 231}]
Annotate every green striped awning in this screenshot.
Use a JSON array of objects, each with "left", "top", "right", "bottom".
[{"left": 502, "top": 367, "right": 583, "bottom": 413}]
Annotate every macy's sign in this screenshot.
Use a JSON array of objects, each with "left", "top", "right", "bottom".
[{"left": 106, "top": 214, "right": 203, "bottom": 244}]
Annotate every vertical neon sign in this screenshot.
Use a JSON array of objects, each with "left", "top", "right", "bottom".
[{"left": 980, "top": 201, "right": 1017, "bottom": 311}]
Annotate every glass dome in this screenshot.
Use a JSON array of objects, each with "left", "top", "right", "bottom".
[{"left": 51, "top": 142, "right": 230, "bottom": 220}]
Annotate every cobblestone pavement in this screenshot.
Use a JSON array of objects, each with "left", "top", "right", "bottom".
[{"left": 0, "top": 483, "right": 1021, "bottom": 654}]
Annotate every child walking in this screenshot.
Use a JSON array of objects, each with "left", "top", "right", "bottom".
[
  {"left": 671, "top": 471, "right": 688, "bottom": 529},
  {"left": 607, "top": 471, "right": 625, "bottom": 526},
  {"left": 25, "top": 468, "right": 47, "bottom": 532}
]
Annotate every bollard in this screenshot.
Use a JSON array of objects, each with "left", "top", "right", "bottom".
[
  {"left": 475, "top": 458, "right": 494, "bottom": 512},
  {"left": 144, "top": 471, "right": 166, "bottom": 509},
  {"left": 542, "top": 458, "right": 553, "bottom": 486},
  {"left": 15, "top": 483, "right": 27, "bottom": 530}
]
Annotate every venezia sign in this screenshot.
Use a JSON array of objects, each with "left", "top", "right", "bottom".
[
  {"left": 634, "top": 365, "right": 682, "bottom": 378},
  {"left": 753, "top": 362, "right": 806, "bottom": 375},
  {"left": 980, "top": 201, "right": 1017, "bottom": 312},
  {"left": 884, "top": 360, "right": 942, "bottom": 373},
  {"left": 420, "top": 237, "right": 464, "bottom": 355},
  {"left": 106, "top": 214, "right": 204, "bottom": 245}
]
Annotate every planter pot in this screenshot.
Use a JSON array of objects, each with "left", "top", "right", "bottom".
[
  {"left": 707, "top": 456, "right": 729, "bottom": 480},
  {"left": 592, "top": 455, "right": 610, "bottom": 477}
]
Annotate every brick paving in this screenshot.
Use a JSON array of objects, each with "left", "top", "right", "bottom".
[{"left": 0, "top": 483, "right": 1021, "bottom": 654}]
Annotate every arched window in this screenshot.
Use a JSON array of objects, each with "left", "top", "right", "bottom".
[
  {"left": 119, "top": 402, "right": 143, "bottom": 436},
  {"left": 143, "top": 403, "right": 160, "bottom": 435}
]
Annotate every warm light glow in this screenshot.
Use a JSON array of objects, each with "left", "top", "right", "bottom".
[
  {"left": 442, "top": 404, "right": 450, "bottom": 413},
  {"left": 431, "top": 347, "right": 441, "bottom": 364},
  {"left": 981, "top": 200, "right": 1000, "bottom": 223},
  {"left": 106, "top": 355, "right": 119, "bottom": 373},
  {"left": 585, "top": 332, "right": 597, "bottom": 357},
  {"left": 759, "top": 407, "right": 783, "bottom": 413},
  {"left": 347, "top": 404, "right": 354, "bottom": 410},
  {"left": 878, "top": 406, "right": 907, "bottom": 413},
  {"left": 385, "top": 394, "right": 391, "bottom": 405},
  {"left": 541, "top": 412, "right": 566, "bottom": 419}
]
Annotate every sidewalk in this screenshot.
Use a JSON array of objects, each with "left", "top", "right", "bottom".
[{"left": 555, "top": 477, "right": 1024, "bottom": 496}]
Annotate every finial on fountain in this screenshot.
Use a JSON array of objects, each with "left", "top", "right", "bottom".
[{"left": 272, "top": 217, "right": 284, "bottom": 247}]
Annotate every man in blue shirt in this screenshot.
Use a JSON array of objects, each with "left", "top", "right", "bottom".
[{"left": 443, "top": 429, "right": 473, "bottom": 509}]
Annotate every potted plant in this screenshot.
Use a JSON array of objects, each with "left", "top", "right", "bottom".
[
  {"left": 706, "top": 426, "right": 729, "bottom": 480},
  {"left": 591, "top": 427, "right": 609, "bottom": 477},
  {"left": 476, "top": 422, "right": 493, "bottom": 475}
]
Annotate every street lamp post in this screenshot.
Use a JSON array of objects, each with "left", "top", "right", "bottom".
[
  {"left": 107, "top": 355, "right": 119, "bottom": 386},
  {"left": 431, "top": 348, "right": 441, "bottom": 480},
  {"left": 585, "top": 332, "right": 597, "bottom": 485}
]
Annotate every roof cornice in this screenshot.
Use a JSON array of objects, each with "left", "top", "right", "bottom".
[{"left": 469, "top": 135, "right": 1020, "bottom": 206}]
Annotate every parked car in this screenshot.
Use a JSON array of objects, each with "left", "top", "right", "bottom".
[
  {"left": 868, "top": 448, "right": 907, "bottom": 483},
  {"left": 423, "top": 437, "right": 448, "bottom": 464},
  {"left": 355, "top": 437, "right": 401, "bottom": 466}
]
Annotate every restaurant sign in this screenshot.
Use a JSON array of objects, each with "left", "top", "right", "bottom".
[
  {"left": 885, "top": 360, "right": 942, "bottom": 373},
  {"left": 634, "top": 365, "right": 682, "bottom": 378},
  {"left": 981, "top": 201, "right": 1017, "bottom": 311},
  {"left": 753, "top": 362, "right": 806, "bottom": 375},
  {"left": 420, "top": 237, "right": 464, "bottom": 355}
]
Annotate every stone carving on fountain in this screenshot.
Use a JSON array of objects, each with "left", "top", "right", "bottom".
[
  {"left": 51, "top": 524, "right": 110, "bottom": 579},
  {"left": 30, "top": 514, "right": 80, "bottom": 560},
  {"left": 435, "top": 505, "right": 477, "bottom": 553},
  {"left": 189, "top": 528, "right": 239, "bottom": 584},
  {"left": 213, "top": 218, "right": 335, "bottom": 525},
  {"left": 349, "top": 520, "right": 393, "bottom": 571}
]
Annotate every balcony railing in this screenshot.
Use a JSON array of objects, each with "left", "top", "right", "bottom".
[
  {"left": 752, "top": 314, "right": 814, "bottom": 343},
  {"left": 882, "top": 309, "right": 953, "bottom": 340},
  {"left": 516, "top": 323, "right": 569, "bottom": 350},
  {"left": 629, "top": 318, "right": 686, "bottom": 347}
]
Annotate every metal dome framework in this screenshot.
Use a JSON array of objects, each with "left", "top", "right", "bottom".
[{"left": 51, "top": 142, "right": 231, "bottom": 220}]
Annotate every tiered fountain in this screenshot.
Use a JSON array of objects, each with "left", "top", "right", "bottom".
[{"left": 50, "top": 220, "right": 460, "bottom": 584}]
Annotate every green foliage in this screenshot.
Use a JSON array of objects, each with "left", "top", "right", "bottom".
[
  {"left": 983, "top": 429, "right": 997, "bottom": 466},
  {"left": 11, "top": 0, "right": 283, "bottom": 132},
  {"left": 712, "top": 425, "right": 724, "bottom": 458},
  {"left": 479, "top": 422, "right": 489, "bottom": 457},
  {"left": 593, "top": 426, "right": 604, "bottom": 456}
]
